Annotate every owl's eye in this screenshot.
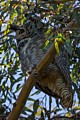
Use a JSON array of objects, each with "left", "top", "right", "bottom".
[{"left": 19, "top": 29, "right": 25, "bottom": 35}]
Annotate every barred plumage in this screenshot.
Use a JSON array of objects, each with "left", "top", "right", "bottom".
[{"left": 16, "top": 22, "right": 73, "bottom": 108}]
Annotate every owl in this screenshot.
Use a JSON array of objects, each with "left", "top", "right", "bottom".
[{"left": 15, "top": 21, "right": 73, "bottom": 108}]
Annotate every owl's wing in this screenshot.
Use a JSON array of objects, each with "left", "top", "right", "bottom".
[
  {"left": 54, "top": 46, "right": 72, "bottom": 86},
  {"left": 35, "top": 82, "right": 61, "bottom": 98}
]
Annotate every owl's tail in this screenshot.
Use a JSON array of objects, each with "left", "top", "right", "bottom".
[
  {"left": 61, "top": 91, "right": 73, "bottom": 108},
  {"left": 55, "top": 78, "right": 73, "bottom": 108},
  {"left": 49, "top": 78, "right": 73, "bottom": 108}
]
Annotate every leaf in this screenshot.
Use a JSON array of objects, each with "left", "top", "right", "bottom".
[
  {"left": 46, "top": 27, "right": 52, "bottom": 35},
  {"left": 72, "top": 82, "right": 79, "bottom": 96},
  {"left": 45, "top": 40, "right": 50, "bottom": 47},
  {"left": 0, "top": 19, "right": 2, "bottom": 25},
  {"left": 52, "top": 4, "right": 57, "bottom": 10},
  {"left": 53, "top": 108, "right": 63, "bottom": 113},
  {"left": 30, "top": 90, "right": 40, "bottom": 96},
  {"left": 65, "top": 39, "right": 72, "bottom": 55},
  {"left": 28, "top": 98, "right": 35, "bottom": 102},
  {"left": 42, "top": 107, "right": 49, "bottom": 117},
  {"left": 73, "top": 106, "right": 80, "bottom": 110},
  {"left": 33, "top": 99, "right": 39, "bottom": 113},
  {"left": 24, "top": 107, "right": 33, "bottom": 113},
  {"left": 14, "top": 84, "right": 23, "bottom": 93},
  {"left": 76, "top": 47, "right": 80, "bottom": 60},
  {"left": 56, "top": 33, "right": 65, "bottom": 43},
  {"left": 65, "top": 112, "right": 72, "bottom": 117},
  {"left": 9, "top": 1, "right": 19, "bottom": 11},
  {"left": 41, "top": 111, "right": 44, "bottom": 120},
  {"left": 27, "top": 112, "right": 35, "bottom": 120},
  {"left": 54, "top": 41, "right": 60, "bottom": 55}
]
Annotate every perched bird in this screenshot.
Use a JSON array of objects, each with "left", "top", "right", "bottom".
[{"left": 15, "top": 21, "right": 73, "bottom": 108}]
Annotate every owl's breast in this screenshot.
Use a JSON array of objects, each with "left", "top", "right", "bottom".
[{"left": 18, "top": 36, "right": 47, "bottom": 74}]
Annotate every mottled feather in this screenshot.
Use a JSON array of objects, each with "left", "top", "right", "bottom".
[{"left": 16, "top": 23, "right": 73, "bottom": 108}]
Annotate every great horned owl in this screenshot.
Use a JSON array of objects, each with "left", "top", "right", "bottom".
[{"left": 15, "top": 21, "right": 73, "bottom": 108}]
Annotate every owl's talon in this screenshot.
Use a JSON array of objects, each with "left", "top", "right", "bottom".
[{"left": 32, "top": 69, "right": 39, "bottom": 78}]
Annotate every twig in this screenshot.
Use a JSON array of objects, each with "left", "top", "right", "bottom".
[
  {"left": 41, "top": 0, "right": 73, "bottom": 4},
  {"left": 50, "top": 115, "right": 80, "bottom": 120}
]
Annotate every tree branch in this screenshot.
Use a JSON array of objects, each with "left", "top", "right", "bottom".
[
  {"left": 50, "top": 115, "right": 80, "bottom": 120},
  {"left": 41, "top": 0, "right": 74, "bottom": 4}
]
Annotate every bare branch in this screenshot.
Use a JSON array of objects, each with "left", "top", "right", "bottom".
[{"left": 41, "top": 0, "right": 74, "bottom": 4}]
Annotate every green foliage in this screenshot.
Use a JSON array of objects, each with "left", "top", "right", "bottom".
[
  {"left": 33, "top": 99, "right": 39, "bottom": 113},
  {"left": 0, "top": 0, "right": 80, "bottom": 119}
]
